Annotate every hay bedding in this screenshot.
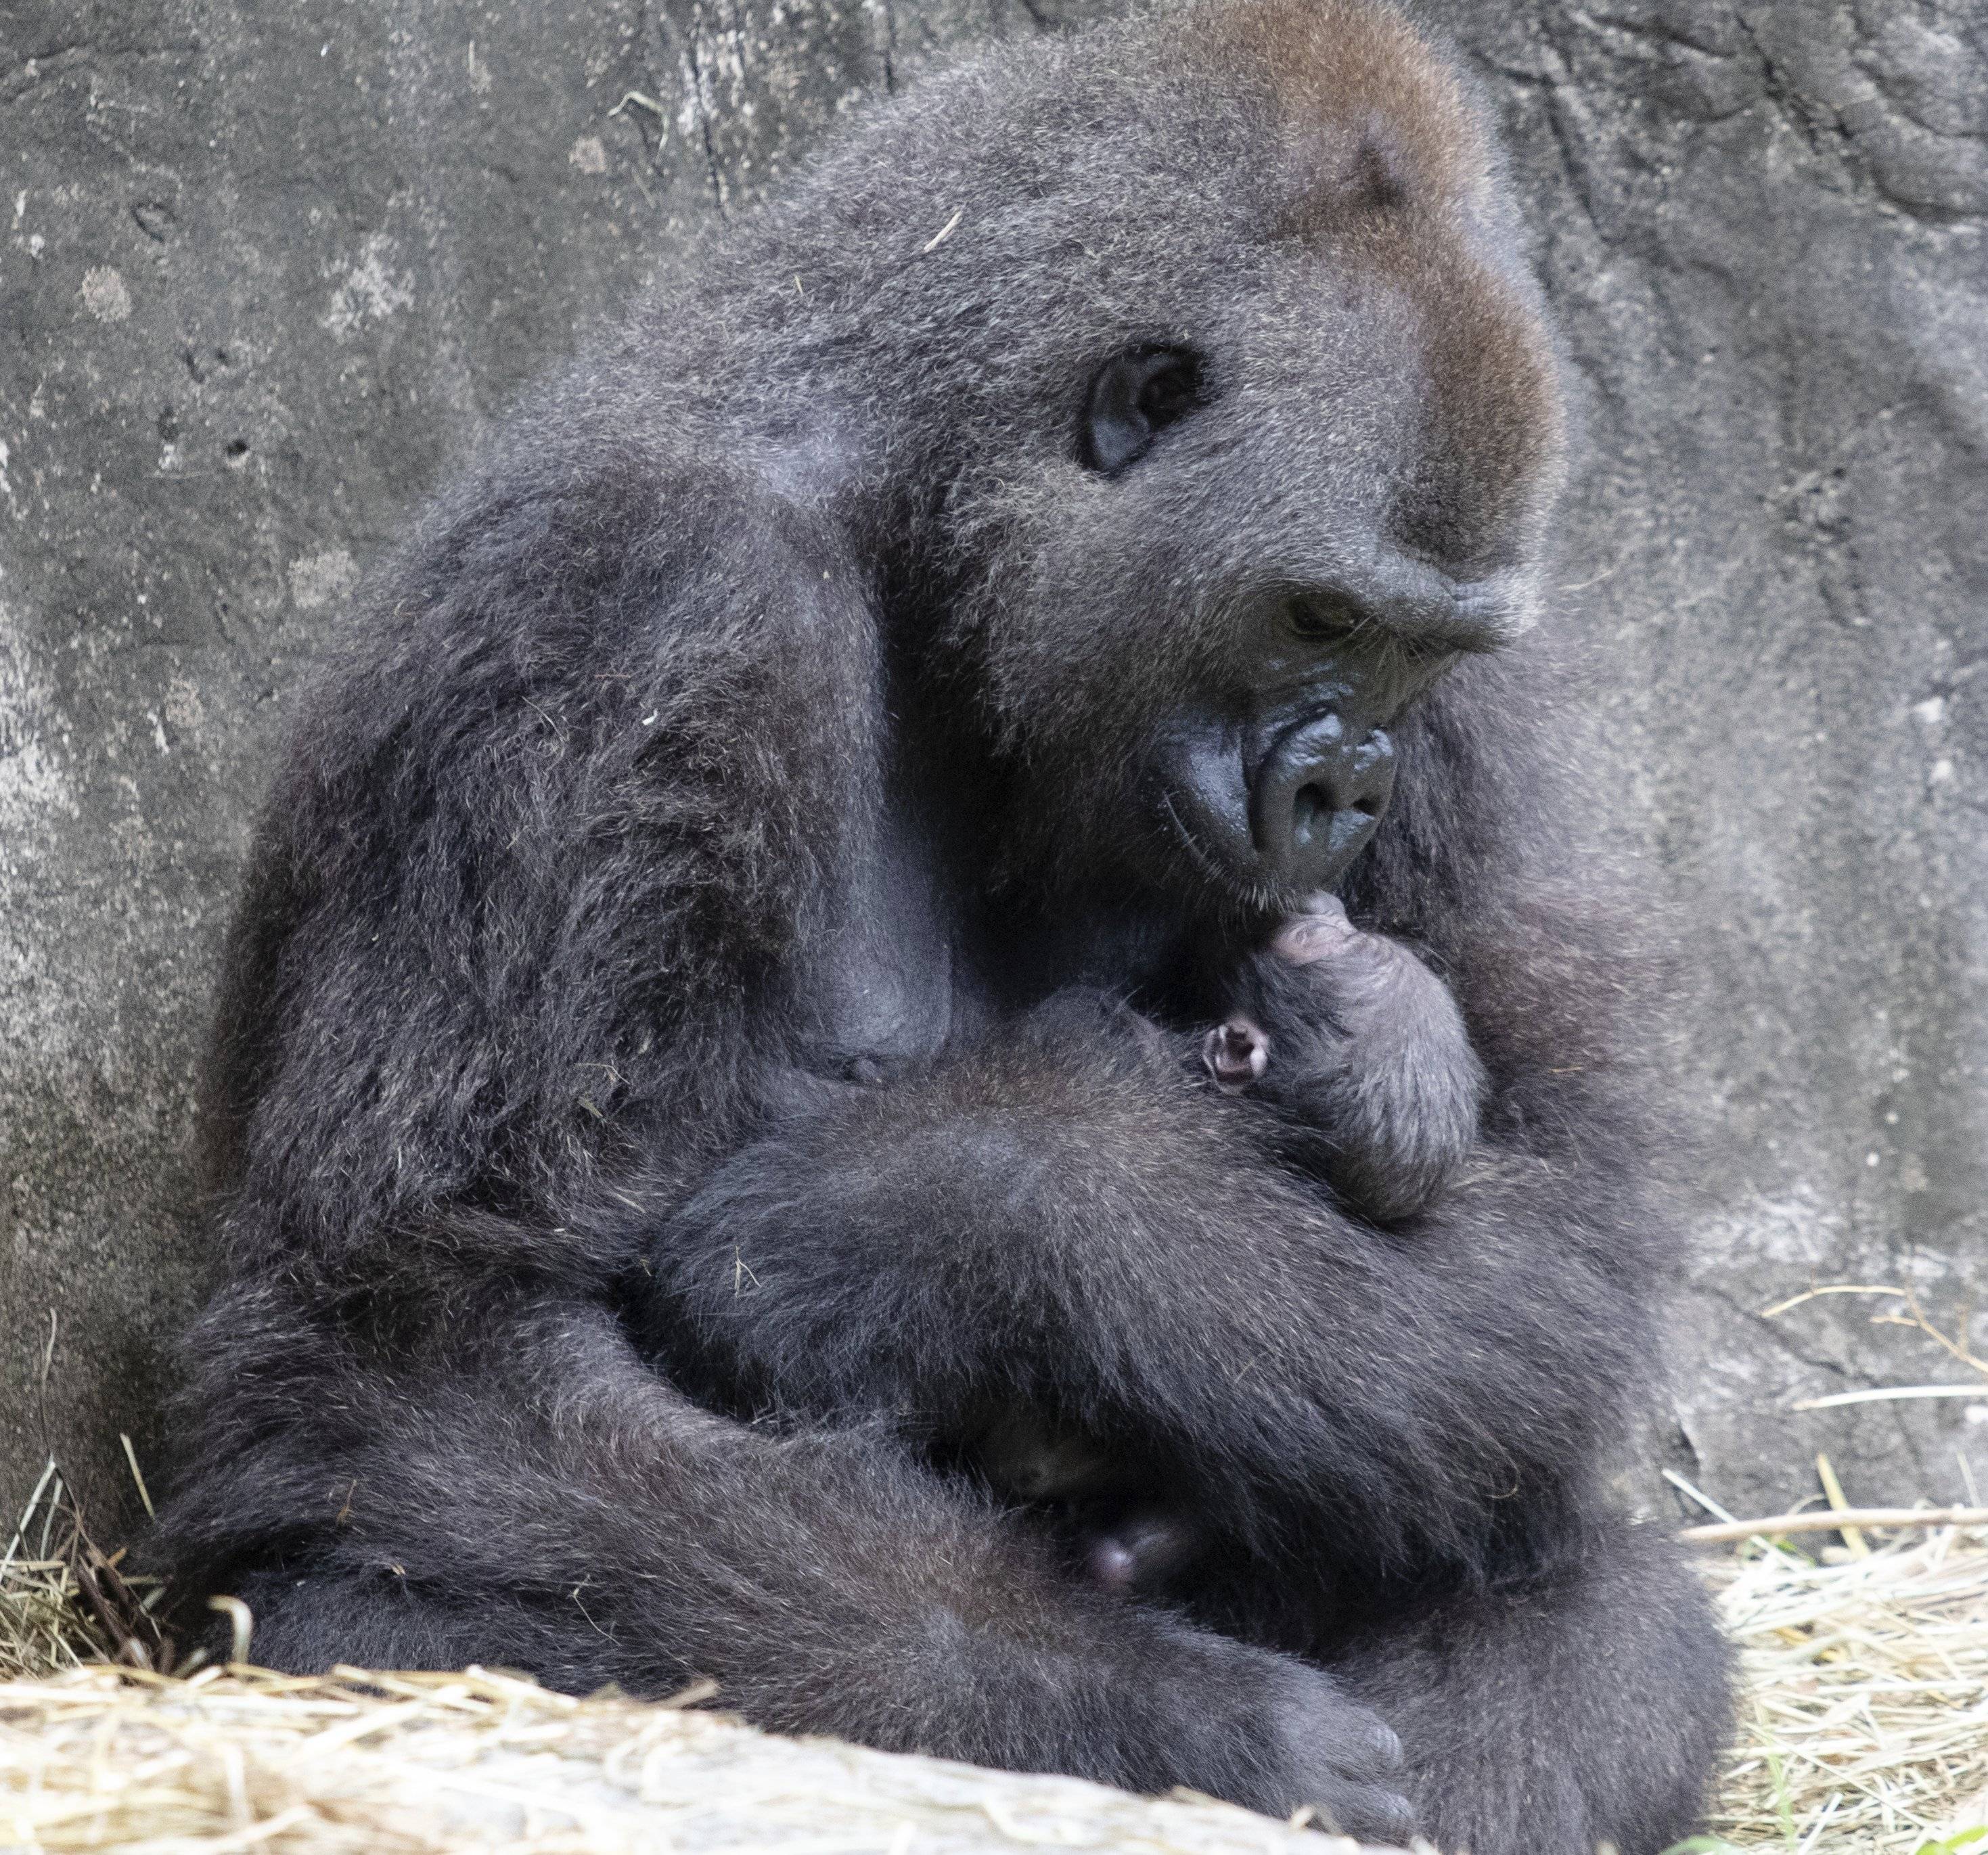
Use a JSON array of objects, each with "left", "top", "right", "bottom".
[
  {"left": 5, "top": 1469, "right": 1988, "bottom": 1855},
  {"left": 0, "top": 1664, "right": 1362, "bottom": 1855},
  {"left": 1701, "top": 1528, "right": 1988, "bottom": 1854}
]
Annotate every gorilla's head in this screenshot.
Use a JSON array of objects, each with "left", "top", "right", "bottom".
[{"left": 759, "top": 0, "right": 1565, "bottom": 919}]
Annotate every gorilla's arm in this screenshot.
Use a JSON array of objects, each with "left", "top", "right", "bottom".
[
  {"left": 160, "top": 1275, "right": 1413, "bottom": 1836},
  {"left": 643, "top": 983, "right": 1656, "bottom": 1580}
]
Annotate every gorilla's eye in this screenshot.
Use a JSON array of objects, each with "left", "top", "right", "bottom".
[
  {"left": 1286, "top": 593, "right": 1461, "bottom": 689},
  {"left": 1287, "top": 595, "right": 1364, "bottom": 641},
  {"left": 1081, "top": 346, "right": 1203, "bottom": 476}
]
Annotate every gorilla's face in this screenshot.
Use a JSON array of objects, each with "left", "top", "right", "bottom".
[
  {"left": 1106, "top": 322, "right": 1550, "bottom": 909},
  {"left": 969, "top": 245, "right": 1559, "bottom": 918},
  {"left": 903, "top": 0, "right": 1564, "bottom": 918},
  {"left": 1131, "top": 549, "right": 1491, "bottom": 904}
]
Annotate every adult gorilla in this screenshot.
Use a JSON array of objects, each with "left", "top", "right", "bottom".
[{"left": 156, "top": 1, "right": 1734, "bottom": 1848}]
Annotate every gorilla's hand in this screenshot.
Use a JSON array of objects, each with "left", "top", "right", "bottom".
[
  {"left": 1154, "top": 1627, "right": 1418, "bottom": 1842},
  {"left": 1215, "top": 896, "right": 1485, "bottom": 1224}
]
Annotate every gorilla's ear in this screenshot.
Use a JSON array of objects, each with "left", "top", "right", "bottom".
[{"left": 1081, "top": 346, "right": 1203, "bottom": 476}]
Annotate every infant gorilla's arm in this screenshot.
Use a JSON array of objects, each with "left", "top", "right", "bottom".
[{"left": 1209, "top": 896, "right": 1487, "bottom": 1225}]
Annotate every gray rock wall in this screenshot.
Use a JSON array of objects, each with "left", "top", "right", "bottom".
[{"left": 2, "top": 0, "right": 1984, "bottom": 1540}]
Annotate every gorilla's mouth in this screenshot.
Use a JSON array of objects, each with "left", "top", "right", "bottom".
[{"left": 1154, "top": 716, "right": 1395, "bottom": 910}]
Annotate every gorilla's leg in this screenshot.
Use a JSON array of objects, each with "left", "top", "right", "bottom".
[
  {"left": 1329, "top": 1519, "right": 1732, "bottom": 1855},
  {"left": 160, "top": 1288, "right": 1412, "bottom": 1839}
]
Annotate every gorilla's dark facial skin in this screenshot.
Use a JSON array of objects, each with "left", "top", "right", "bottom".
[
  {"left": 1144, "top": 580, "right": 1480, "bottom": 904},
  {"left": 1072, "top": 349, "right": 1516, "bottom": 904},
  {"left": 152, "top": 5, "right": 1733, "bottom": 1853}
]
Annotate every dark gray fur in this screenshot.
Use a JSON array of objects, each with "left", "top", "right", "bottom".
[{"left": 152, "top": 3, "right": 1734, "bottom": 1849}]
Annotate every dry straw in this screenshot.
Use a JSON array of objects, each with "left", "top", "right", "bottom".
[
  {"left": 0, "top": 1461, "right": 166, "bottom": 1682},
  {"left": 1702, "top": 1524, "right": 1988, "bottom": 1854},
  {"left": 0, "top": 1664, "right": 1360, "bottom": 1855}
]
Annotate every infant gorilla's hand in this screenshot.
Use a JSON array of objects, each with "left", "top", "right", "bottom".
[
  {"left": 1144, "top": 1621, "right": 1417, "bottom": 1841},
  {"left": 1208, "top": 895, "right": 1484, "bottom": 1224}
]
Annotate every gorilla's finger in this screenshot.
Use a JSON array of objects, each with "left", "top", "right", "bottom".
[
  {"left": 1307, "top": 1783, "right": 1420, "bottom": 1846},
  {"left": 1202, "top": 1017, "right": 1269, "bottom": 1090},
  {"left": 1272, "top": 904, "right": 1360, "bottom": 967}
]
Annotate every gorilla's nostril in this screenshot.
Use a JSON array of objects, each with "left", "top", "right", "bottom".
[
  {"left": 1292, "top": 784, "right": 1328, "bottom": 844},
  {"left": 1353, "top": 794, "right": 1383, "bottom": 817},
  {"left": 1328, "top": 808, "right": 1376, "bottom": 864}
]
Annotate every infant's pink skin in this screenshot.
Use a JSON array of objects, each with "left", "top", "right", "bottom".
[
  {"left": 1271, "top": 892, "right": 1360, "bottom": 967},
  {"left": 1202, "top": 896, "right": 1359, "bottom": 1091},
  {"left": 1201, "top": 1017, "right": 1268, "bottom": 1091}
]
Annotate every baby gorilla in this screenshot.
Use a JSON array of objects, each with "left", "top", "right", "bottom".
[
  {"left": 982, "top": 896, "right": 1485, "bottom": 1591},
  {"left": 1204, "top": 894, "right": 1485, "bottom": 1225}
]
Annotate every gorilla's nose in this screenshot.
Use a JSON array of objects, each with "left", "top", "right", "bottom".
[{"left": 1251, "top": 713, "right": 1395, "bottom": 890}]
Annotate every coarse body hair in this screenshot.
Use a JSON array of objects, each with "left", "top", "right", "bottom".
[{"left": 155, "top": 4, "right": 1734, "bottom": 1849}]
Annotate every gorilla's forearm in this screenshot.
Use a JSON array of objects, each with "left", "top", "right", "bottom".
[{"left": 646, "top": 1009, "right": 1654, "bottom": 1576}]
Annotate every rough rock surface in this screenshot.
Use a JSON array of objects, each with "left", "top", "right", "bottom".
[{"left": 1, "top": 0, "right": 1984, "bottom": 1538}]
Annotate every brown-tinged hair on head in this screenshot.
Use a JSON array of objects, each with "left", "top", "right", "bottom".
[
  {"left": 1167, "top": 0, "right": 1563, "bottom": 568},
  {"left": 1178, "top": 0, "right": 1496, "bottom": 237}
]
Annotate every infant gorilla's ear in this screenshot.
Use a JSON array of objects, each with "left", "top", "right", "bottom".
[
  {"left": 1081, "top": 346, "right": 1204, "bottom": 474},
  {"left": 1202, "top": 1017, "right": 1269, "bottom": 1093}
]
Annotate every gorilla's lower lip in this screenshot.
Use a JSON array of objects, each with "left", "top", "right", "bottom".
[{"left": 1160, "top": 783, "right": 1376, "bottom": 913}]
